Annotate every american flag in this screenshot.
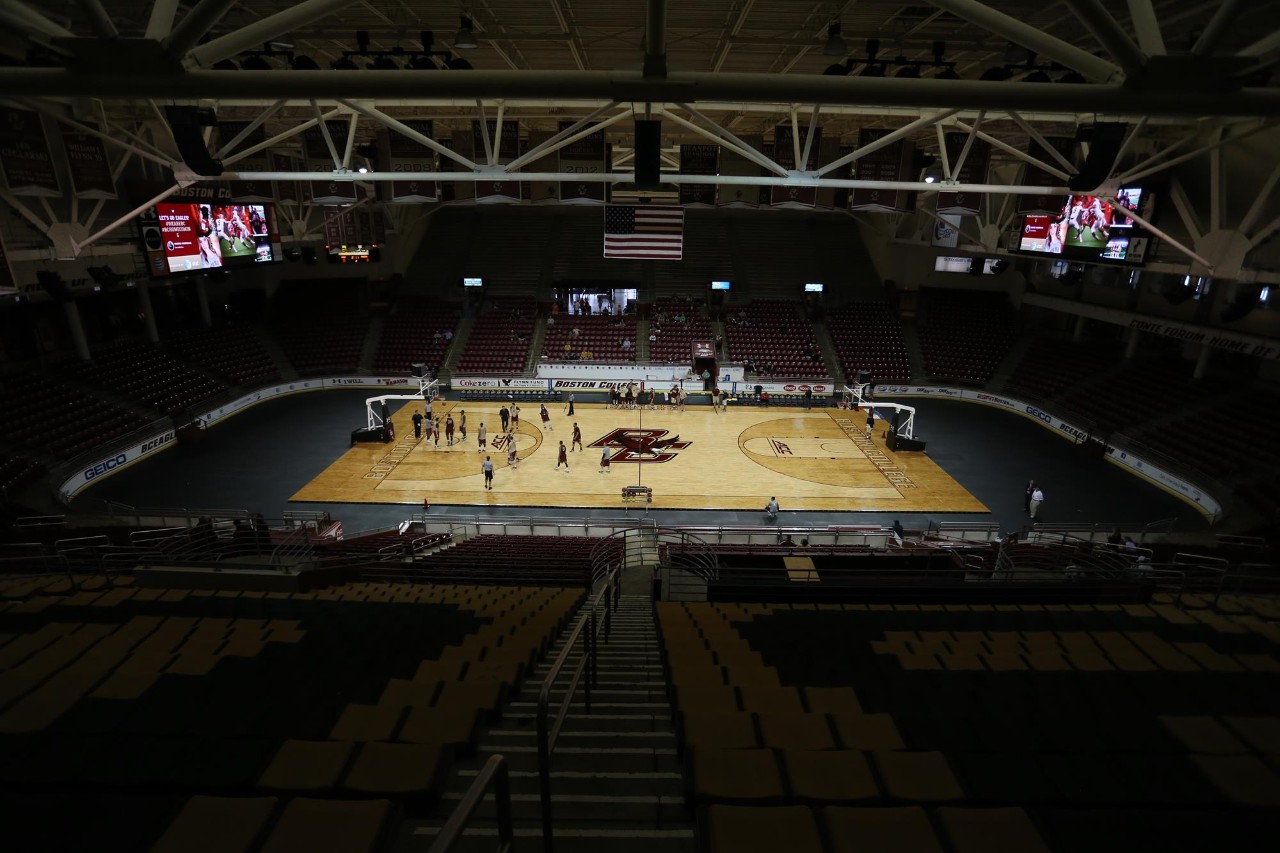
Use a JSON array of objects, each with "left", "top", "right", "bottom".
[{"left": 603, "top": 205, "right": 684, "bottom": 260}]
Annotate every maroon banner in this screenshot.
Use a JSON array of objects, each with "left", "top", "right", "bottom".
[
  {"left": 850, "top": 128, "right": 915, "bottom": 213},
  {"left": 0, "top": 107, "right": 60, "bottom": 196},
  {"left": 771, "top": 123, "right": 821, "bottom": 208},
  {"left": 271, "top": 152, "right": 299, "bottom": 206},
  {"left": 382, "top": 119, "right": 437, "bottom": 203},
  {"left": 678, "top": 144, "right": 718, "bottom": 207},
  {"left": 303, "top": 120, "right": 357, "bottom": 204},
  {"left": 472, "top": 120, "right": 521, "bottom": 203},
  {"left": 218, "top": 121, "right": 273, "bottom": 202},
  {"left": 0, "top": 222, "right": 18, "bottom": 292},
  {"left": 440, "top": 136, "right": 459, "bottom": 203},
  {"left": 717, "top": 134, "right": 764, "bottom": 208},
  {"left": 1016, "top": 137, "right": 1076, "bottom": 214},
  {"left": 322, "top": 205, "right": 343, "bottom": 246},
  {"left": 558, "top": 120, "right": 606, "bottom": 204},
  {"left": 524, "top": 130, "right": 559, "bottom": 204},
  {"left": 937, "top": 132, "right": 991, "bottom": 216},
  {"left": 61, "top": 123, "right": 116, "bottom": 198},
  {"left": 826, "top": 143, "right": 854, "bottom": 210}
]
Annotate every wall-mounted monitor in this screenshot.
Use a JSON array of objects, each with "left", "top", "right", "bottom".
[
  {"left": 803, "top": 283, "right": 824, "bottom": 293},
  {"left": 326, "top": 244, "right": 380, "bottom": 264},
  {"left": 154, "top": 202, "right": 276, "bottom": 274},
  {"left": 462, "top": 277, "right": 484, "bottom": 287},
  {"left": 710, "top": 281, "right": 731, "bottom": 291},
  {"left": 1016, "top": 187, "right": 1150, "bottom": 265}
]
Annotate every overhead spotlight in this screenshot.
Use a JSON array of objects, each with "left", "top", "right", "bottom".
[
  {"left": 420, "top": 30, "right": 434, "bottom": 51},
  {"left": 823, "top": 21, "right": 848, "bottom": 57},
  {"left": 443, "top": 55, "right": 473, "bottom": 70},
  {"left": 980, "top": 65, "right": 1011, "bottom": 81},
  {"left": 240, "top": 55, "right": 271, "bottom": 70},
  {"left": 409, "top": 54, "right": 438, "bottom": 70},
  {"left": 932, "top": 41, "right": 946, "bottom": 64},
  {"left": 368, "top": 55, "right": 399, "bottom": 70},
  {"left": 1058, "top": 70, "right": 1086, "bottom": 84},
  {"left": 1023, "top": 68, "right": 1052, "bottom": 83},
  {"left": 356, "top": 30, "right": 371, "bottom": 54},
  {"left": 290, "top": 54, "right": 320, "bottom": 70},
  {"left": 331, "top": 55, "right": 358, "bottom": 70},
  {"left": 211, "top": 59, "right": 238, "bottom": 70},
  {"left": 454, "top": 16, "right": 478, "bottom": 49},
  {"left": 865, "top": 38, "right": 880, "bottom": 62},
  {"left": 823, "top": 58, "right": 854, "bottom": 76},
  {"left": 924, "top": 175, "right": 936, "bottom": 183},
  {"left": 357, "top": 164, "right": 369, "bottom": 174}
]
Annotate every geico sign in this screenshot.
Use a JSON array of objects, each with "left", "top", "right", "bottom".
[
  {"left": 1025, "top": 406, "right": 1053, "bottom": 424},
  {"left": 84, "top": 453, "right": 128, "bottom": 481}
]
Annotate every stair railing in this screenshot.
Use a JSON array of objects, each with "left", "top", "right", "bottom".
[
  {"left": 427, "top": 754, "right": 514, "bottom": 853},
  {"left": 536, "top": 565, "right": 619, "bottom": 852}
]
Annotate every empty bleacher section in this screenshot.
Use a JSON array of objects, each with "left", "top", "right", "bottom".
[
  {"left": 0, "top": 569, "right": 583, "bottom": 849},
  {"left": 650, "top": 296, "right": 714, "bottom": 364},
  {"left": 724, "top": 299, "right": 828, "bottom": 378},
  {"left": 0, "top": 454, "right": 44, "bottom": 500},
  {"left": 1128, "top": 387, "right": 1280, "bottom": 482},
  {"left": 1003, "top": 337, "right": 1122, "bottom": 402},
  {"left": 655, "top": 213, "right": 732, "bottom": 297},
  {"left": 1057, "top": 352, "right": 1200, "bottom": 434},
  {"left": 364, "top": 533, "right": 619, "bottom": 587},
  {"left": 372, "top": 297, "right": 460, "bottom": 376},
  {"left": 727, "top": 215, "right": 829, "bottom": 298},
  {"left": 456, "top": 208, "right": 557, "bottom": 296},
  {"left": 0, "top": 370, "right": 152, "bottom": 459},
  {"left": 271, "top": 280, "right": 370, "bottom": 376},
  {"left": 553, "top": 209, "right": 642, "bottom": 283},
  {"left": 454, "top": 298, "right": 536, "bottom": 374},
  {"left": 826, "top": 302, "right": 912, "bottom": 384},
  {"left": 76, "top": 340, "right": 228, "bottom": 417},
  {"left": 165, "top": 326, "right": 279, "bottom": 387},
  {"left": 918, "top": 289, "right": 1017, "bottom": 386},
  {"left": 661, "top": 594, "right": 1280, "bottom": 853}
]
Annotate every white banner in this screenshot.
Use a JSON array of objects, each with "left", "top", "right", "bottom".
[
  {"left": 450, "top": 377, "right": 550, "bottom": 390},
  {"left": 196, "top": 378, "right": 328, "bottom": 428},
  {"left": 325, "top": 376, "right": 416, "bottom": 388},
  {"left": 874, "top": 384, "right": 1219, "bottom": 519},
  {"left": 61, "top": 429, "right": 176, "bottom": 501},
  {"left": 734, "top": 380, "right": 835, "bottom": 395},
  {"left": 536, "top": 364, "right": 693, "bottom": 382}
]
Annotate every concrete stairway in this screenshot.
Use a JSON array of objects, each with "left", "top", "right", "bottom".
[
  {"left": 402, "top": 594, "right": 693, "bottom": 852},
  {"left": 900, "top": 323, "right": 927, "bottom": 383},
  {"left": 985, "top": 334, "right": 1036, "bottom": 393},
  {"left": 359, "top": 313, "right": 386, "bottom": 373}
]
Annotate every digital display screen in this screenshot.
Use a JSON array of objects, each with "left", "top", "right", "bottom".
[
  {"left": 804, "top": 283, "right": 824, "bottom": 293},
  {"left": 327, "top": 244, "right": 378, "bottom": 264},
  {"left": 710, "top": 281, "right": 731, "bottom": 290},
  {"left": 1017, "top": 188, "right": 1147, "bottom": 265},
  {"left": 154, "top": 202, "right": 274, "bottom": 273},
  {"left": 463, "top": 277, "right": 483, "bottom": 287}
]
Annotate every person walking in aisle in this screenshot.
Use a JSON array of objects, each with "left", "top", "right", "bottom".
[
  {"left": 1024, "top": 480, "right": 1036, "bottom": 515},
  {"left": 482, "top": 456, "right": 494, "bottom": 490},
  {"left": 1029, "top": 485, "right": 1045, "bottom": 520}
]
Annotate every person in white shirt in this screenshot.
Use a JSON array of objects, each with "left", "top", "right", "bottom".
[
  {"left": 482, "top": 456, "right": 494, "bottom": 490},
  {"left": 764, "top": 497, "right": 779, "bottom": 520},
  {"left": 1029, "top": 487, "right": 1045, "bottom": 519}
]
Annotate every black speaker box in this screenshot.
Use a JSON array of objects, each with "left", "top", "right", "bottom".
[
  {"left": 37, "top": 270, "right": 73, "bottom": 302},
  {"left": 634, "top": 119, "right": 662, "bottom": 189},
  {"left": 1068, "top": 123, "right": 1125, "bottom": 192},
  {"left": 164, "top": 106, "right": 224, "bottom": 177}
]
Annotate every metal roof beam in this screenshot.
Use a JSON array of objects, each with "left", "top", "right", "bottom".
[
  {"left": 185, "top": 0, "right": 357, "bottom": 68},
  {"left": 1061, "top": 0, "right": 1147, "bottom": 78},
  {"left": 162, "top": 0, "right": 239, "bottom": 62}
]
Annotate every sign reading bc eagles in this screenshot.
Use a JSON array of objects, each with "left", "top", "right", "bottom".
[{"left": 382, "top": 120, "right": 438, "bottom": 203}]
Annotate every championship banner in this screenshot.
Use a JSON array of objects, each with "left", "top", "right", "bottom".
[
  {"left": 524, "top": 130, "right": 559, "bottom": 204},
  {"left": 678, "top": 144, "right": 718, "bottom": 207},
  {"left": 937, "top": 132, "right": 990, "bottom": 216},
  {"left": 218, "top": 121, "right": 273, "bottom": 202},
  {"left": 1016, "top": 137, "right": 1075, "bottom": 214},
  {"left": 61, "top": 123, "right": 116, "bottom": 199},
  {"left": 0, "top": 107, "right": 61, "bottom": 196},
  {"left": 0, "top": 222, "right": 18, "bottom": 293},
  {"left": 771, "top": 123, "right": 821, "bottom": 208},
  {"left": 381, "top": 119, "right": 437, "bottom": 203},
  {"left": 271, "top": 152, "right": 300, "bottom": 207},
  {"left": 439, "top": 137, "right": 459, "bottom": 203},
  {"left": 303, "top": 120, "right": 358, "bottom": 204},
  {"left": 850, "top": 128, "right": 916, "bottom": 213},
  {"left": 558, "top": 120, "right": 606, "bottom": 204},
  {"left": 322, "top": 205, "right": 343, "bottom": 246},
  {"left": 472, "top": 120, "right": 521, "bottom": 203},
  {"left": 716, "top": 133, "right": 764, "bottom": 209}
]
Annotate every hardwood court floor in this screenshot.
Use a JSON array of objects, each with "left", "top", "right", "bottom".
[{"left": 290, "top": 402, "right": 988, "bottom": 513}]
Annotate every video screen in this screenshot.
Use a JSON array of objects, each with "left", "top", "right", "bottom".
[
  {"left": 463, "top": 277, "right": 483, "bottom": 287},
  {"left": 155, "top": 202, "right": 273, "bottom": 273},
  {"left": 327, "top": 244, "right": 380, "bottom": 264},
  {"left": 710, "top": 281, "right": 731, "bottom": 290},
  {"left": 1017, "top": 187, "right": 1148, "bottom": 265},
  {"left": 804, "top": 283, "right": 824, "bottom": 292}
]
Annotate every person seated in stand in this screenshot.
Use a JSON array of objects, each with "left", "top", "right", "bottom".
[
  {"left": 1107, "top": 527, "right": 1123, "bottom": 545},
  {"left": 760, "top": 390, "right": 771, "bottom": 406},
  {"left": 892, "top": 519, "right": 905, "bottom": 540}
]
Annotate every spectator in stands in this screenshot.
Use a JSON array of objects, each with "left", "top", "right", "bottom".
[
  {"left": 715, "top": 333, "right": 723, "bottom": 352},
  {"left": 760, "top": 390, "right": 771, "bottom": 406},
  {"left": 433, "top": 331, "right": 443, "bottom": 343},
  {"left": 1123, "top": 536, "right": 1137, "bottom": 554},
  {"left": 546, "top": 315, "right": 555, "bottom": 326},
  {"left": 1029, "top": 485, "right": 1045, "bottom": 520},
  {"left": 570, "top": 326, "right": 581, "bottom": 338},
  {"left": 443, "top": 330, "right": 452, "bottom": 342},
  {"left": 765, "top": 496, "right": 779, "bottom": 520},
  {"left": 621, "top": 338, "right": 632, "bottom": 352},
  {"left": 253, "top": 514, "right": 271, "bottom": 552},
  {"left": 1108, "top": 527, "right": 1123, "bottom": 545},
  {"left": 649, "top": 330, "right": 657, "bottom": 345},
  {"left": 1024, "top": 480, "right": 1037, "bottom": 515},
  {"left": 892, "top": 519, "right": 905, "bottom": 541},
  {"left": 550, "top": 301, "right": 560, "bottom": 316}
]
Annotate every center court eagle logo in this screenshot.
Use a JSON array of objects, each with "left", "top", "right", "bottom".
[{"left": 589, "top": 429, "right": 690, "bottom": 463}]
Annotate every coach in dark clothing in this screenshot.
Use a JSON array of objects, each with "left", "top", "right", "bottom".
[
  {"left": 500, "top": 406, "right": 511, "bottom": 432},
  {"left": 412, "top": 410, "right": 423, "bottom": 439}
]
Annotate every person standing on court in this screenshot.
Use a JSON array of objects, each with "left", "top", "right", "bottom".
[
  {"left": 571, "top": 422, "right": 583, "bottom": 452},
  {"left": 865, "top": 409, "right": 875, "bottom": 439},
  {"left": 556, "top": 440, "right": 570, "bottom": 472},
  {"left": 1029, "top": 485, "right": 1045, "bottom": 519},
  {"left": 507, "top": 442, "right": 519, "bottom": 470},
  {"left": 482, "top": 455, "right": 494, "bottom": 490},
  {"left": 432, "top": 417, "right": 441, "bottom": 447},
  {"left": 459, "top": 409, "right": 467, "bottom": 439},
  {"left": 804, "top": 387, "right": 813, "bottom": 410},
  {"left": 477, "top": 421, "right": 487, "bottom": 452},
  {"left": 599, "top": 446, "right": 612, "bottom": 473},
  {"left": 702, "top": 369, "right": 711, "bottom": 390},
  {"left": 540, "top": 403, "right": 553, "bottom": 431},
  {"left": 412, "top": 410, "right": 423, "bottom": 439},
  {"left": 765, "top": 497, "right": 779, "bottom": 521},
  {"left": 445, "top": 414, "right": 455, "bottom": 446},
  {"left": 511, "top": 404, "right": 521, "bottom": 429},
  {"left": 1024, "top": 480, "right": 1036, "bottom": 515},
  {"left": 500, "top": 404, "right": 510, "bottom": 432},
  {"left": 564, "top": 393, "right": 575, "bottom": 416}
]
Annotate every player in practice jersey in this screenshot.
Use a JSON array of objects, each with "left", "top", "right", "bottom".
[
  {"left": 197, "top": 205, "right": 220, "bottom": 268},
  {"left": 1067, "top": 199, "right": 1086, "bottom": 242},
  {"left": 1089, "top": 197, "right": 1111, "bottom": 242}
]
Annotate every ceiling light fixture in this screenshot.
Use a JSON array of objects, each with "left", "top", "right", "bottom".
[
  {"left": 454, "top": 16, "right": 478, "bottom": 50},
  {"left": 823, "top": 21, "right": 848, "bottom": 57}
]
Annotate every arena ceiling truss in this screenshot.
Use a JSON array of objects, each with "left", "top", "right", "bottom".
[{"left": 1, "top": 1, "right": 1279, "bottom": 279}]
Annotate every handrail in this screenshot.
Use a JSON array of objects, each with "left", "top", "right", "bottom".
[
  {"left": 427, "top": 754, "right": 514, "bottom": 853},
  {"left": 536, "top": 566, "right": 620, "bottom": 852}
]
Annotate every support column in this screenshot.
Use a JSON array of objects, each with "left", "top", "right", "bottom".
[
  {"left": 138, "top": 280, "right": 160, "bottom": 343},
  {"left": 1072, "top": 313, "right": 1087, "bottom": 342},
  {"left": 63, "top": 300, "right": 90, "bottom": 361},
  {"left": 194, "top": 276, "right": 212, "bottom": 327},
  {"left": 1124, "top": 327, "right": 1141, "bottom": 359},
  {"left": 1193, "top": 341, "right": 1212, "bottom": 379}
]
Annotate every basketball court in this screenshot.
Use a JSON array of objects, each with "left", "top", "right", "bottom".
[{"left": 291, "top": 401, "right": 988, "bottom": 513}]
